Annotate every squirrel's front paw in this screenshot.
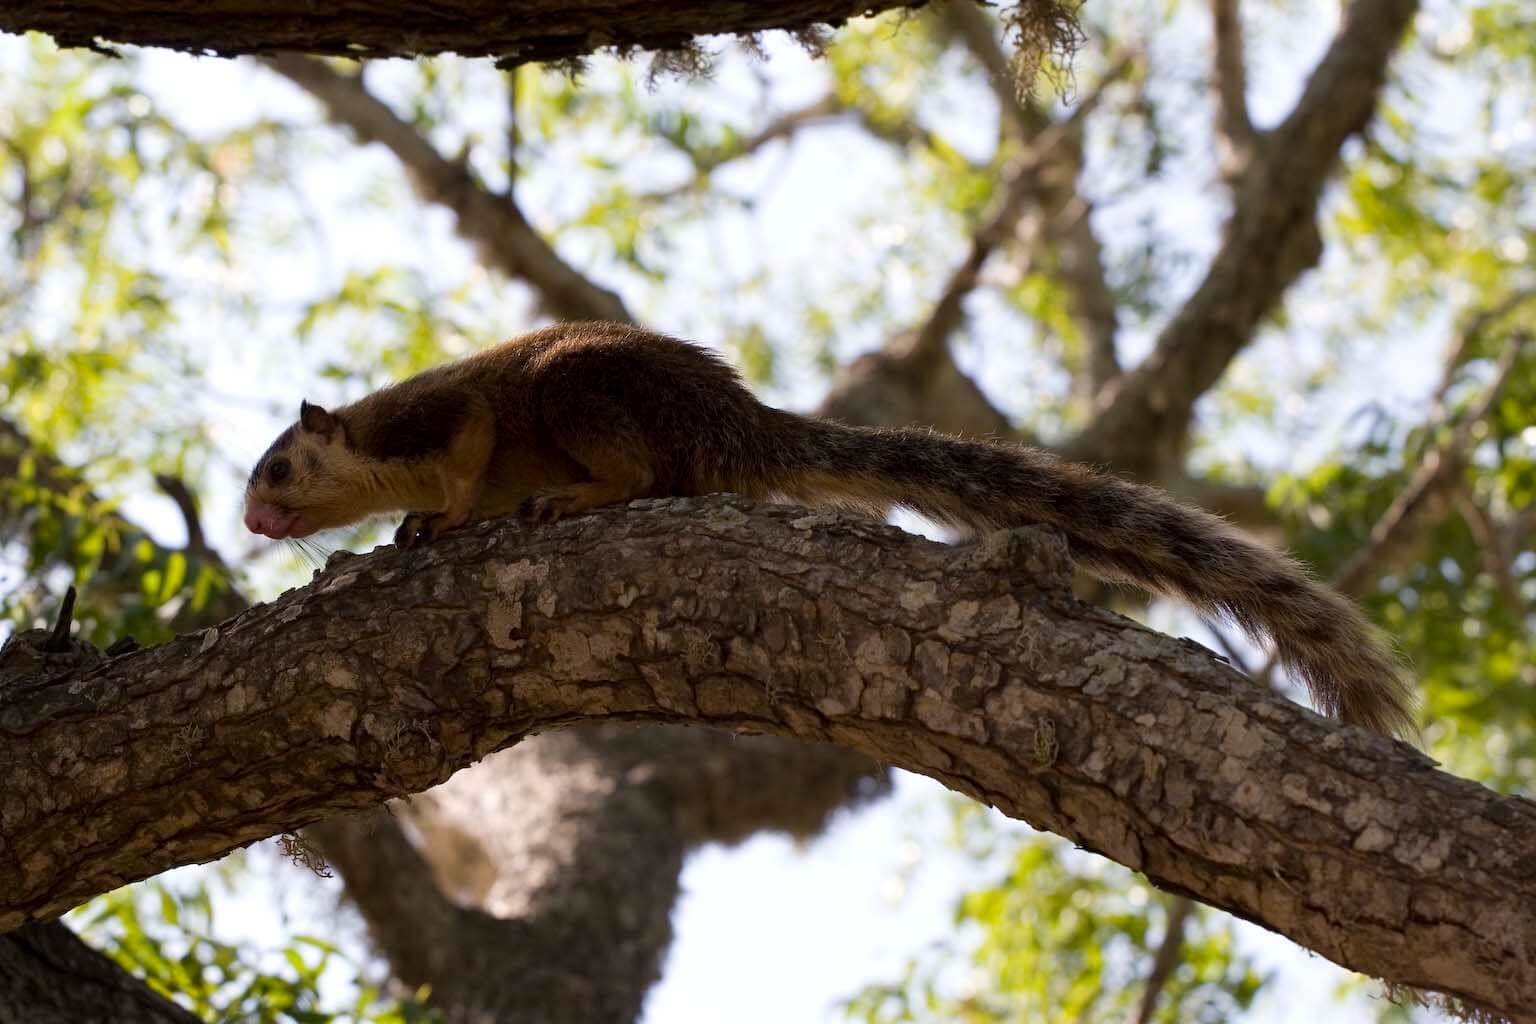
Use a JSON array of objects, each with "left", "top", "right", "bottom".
[
  {"left": 394, "top": 511, "right": 449, "bottom": 549},
  {"left": 518, "top": 490, "right": 573, "bottom": 526}
]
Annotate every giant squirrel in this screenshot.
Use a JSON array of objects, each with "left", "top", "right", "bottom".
[{"left": 244, "top": 321, "right": 1417, "bottom": 738}]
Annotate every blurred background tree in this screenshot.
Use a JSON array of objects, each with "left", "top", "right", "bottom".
[{"left": 1, "top": 0, "right": 1532, "bottom": 1020}]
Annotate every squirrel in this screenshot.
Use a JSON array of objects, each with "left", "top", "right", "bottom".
[{"left": 244, "top": 321, "right": 1416, "bottom": 738}]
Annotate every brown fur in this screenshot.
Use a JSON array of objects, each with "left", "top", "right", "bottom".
[{"left": 246, "top": 322, "right": 1417, "bottom": 738}]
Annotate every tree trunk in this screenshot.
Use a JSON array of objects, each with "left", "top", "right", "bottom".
[
  {"left": 0, "top": 921, "right": 201, "bottom": 1024},
  {"left": 307, "top": 727, "right": 885, "bottom": 1023}
]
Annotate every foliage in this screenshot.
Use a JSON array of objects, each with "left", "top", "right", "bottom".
[
  {"left": 844, "top": 806, "right": 1267, "bottom": 1023},
  {"left": 1274, "top": 313, "right": 1536, "bottom": 790},
  {"left": 1, "top": 0, "right": 1533, "bottom": 1019},
  {"left": 0, "top": 440, "right": 234, "bottom": 644},
  {"left": 70, "top": 871, "right": 437, "bottom": 1024}
]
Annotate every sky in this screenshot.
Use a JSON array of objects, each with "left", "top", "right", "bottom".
[{"left": 1, "top": 2, "right": 1489, "bottom": 1020}]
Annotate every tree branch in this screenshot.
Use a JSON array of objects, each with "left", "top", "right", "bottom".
[
  {"left": 1064, "top": 0, "right": 1420, "bottom": 477},
  {"left": 262, "top": 54, "right": 633, "bottom": 325},
  {"left": 1333, "top": 331, "right": 1527, "bottom": 598},
  {"left": 2, "top": 496, "right": 1532, "bottom": 1018},
  {"left": 0, "top": 921, "right": 201, "bottom": 1024},
  {"left": 0, "top": 1, "right": 1079, "bottom": 65},
  {"left": 152, "top": 474, "right": 210, "bottom": 558},
  {"left": 0, "top": 417, "right": 247, "bottom": 630},
  {"left": 1210, "top": 0, "right": 1256, "bottom": 182},
  {"left": 1133, "top": 896, "right": 1194, "bottom": 1024},
  {"left": 944, "top": 3, "right": 1034, "bottom": 125},
  {"left": 690, "top": 94, "right": 845, "bottom": 175},
  {"left": 312, "top": 727, "right": 884, "bottom": 1023},
  {"left": 1433, "top": 287, "right": 1536, "bottom": 414},
  {"left": 0, "top": 399, "right": 881, "bottom": 1020},
  {"left": 1051, "top": 193, "right": 1124, "bottom": 400},
  {"left": 1449, "top": 484, "right": 1525, "bottom": 621},
  {"left": 817, "top": 55, "right": 1131, "bottom": 434},
  {"left": 942, "top": 3, "right": 1126, "bottom": 402},
  {"left": 899, "top": 60, "right": 1132, "bottom": 368},
  {"left": 635, "top": 95, "right": 848, "bottom": 204},
  {"left": 504, "top": 67, "right": 521, "bottom": 177}
]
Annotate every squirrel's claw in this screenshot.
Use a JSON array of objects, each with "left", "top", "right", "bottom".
[
  {"left": 518, "top": 491, "right": 567, "bottom": 526},
  {"left": 394, "top": 513, "right": 426, "bottom": 548},
  {"left": 394, "top": 511, "right": 451, "bottom": 549}
]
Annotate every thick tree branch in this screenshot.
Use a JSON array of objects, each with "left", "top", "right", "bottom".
[
  {"left": 262, "top": 54, "right": 632, "bottom": 325},
  {"left": 1064, "top": 0, "right": 1419, "bottom": 476},
  {"left": 2, "top": 497, "right": 1532, "bottom": 1018},
  {"left": 0, "top": 426, "right": 254, "bottom": 1023},
  {"left": 0, "top": 1, "right": 1076, "bottom": 65},
  {"left": 1, "top": 415, "right": 880, "bottom": 1021},
  {"left": 0, "top": 920, "right": 201, "bottom": 1024}
]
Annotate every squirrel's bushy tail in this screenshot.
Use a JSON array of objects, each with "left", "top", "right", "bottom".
[{"left": 765, "top": 415, "right": 1417, "bottom": 738}]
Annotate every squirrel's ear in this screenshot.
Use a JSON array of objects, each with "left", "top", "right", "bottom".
[{"left": 299, "top": 400, "right": 338, "bottom": 439}]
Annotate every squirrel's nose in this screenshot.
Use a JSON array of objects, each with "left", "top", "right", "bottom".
[
  {"left": 244, "top": 501, "right": 288, "bottom": 538},
  {"left": 243, "top": 503, "right": 269, "bottom": 536}
]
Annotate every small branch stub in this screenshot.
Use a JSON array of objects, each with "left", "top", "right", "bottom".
[{"left": 43, "top": 586, "right": 76, "bottom": 653}]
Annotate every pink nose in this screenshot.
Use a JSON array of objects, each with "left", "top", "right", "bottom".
[{"left": 244, "top": 502, "right": 300, "bottom": 539}]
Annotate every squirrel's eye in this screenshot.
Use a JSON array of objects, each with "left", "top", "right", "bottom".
[{"left": 267, "top": 458, "right": 291, "bottom": 485}]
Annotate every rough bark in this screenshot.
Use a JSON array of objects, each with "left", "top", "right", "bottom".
[
  {"left": 0, "top": 3, "right": 1432, "bottom": 1017},
  {"left": 3, "top": 1, "right": 940, "bottom": 63},
  {"left": 0, "top": 920, "right": 201, "bottom": 1024},
  {"left": 1, "top": 419, "right": 884, "bottom": 1023},
  {"left": 2, "top": 497, "right": 1533, "bottom": 1019},
  {"left": 2, "top": 0, "right": 1077, "bottom": 70}
]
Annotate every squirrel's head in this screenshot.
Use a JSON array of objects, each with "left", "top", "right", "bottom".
[{"left": 243, "top": 401, "right": 361, "bottom": 539}]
